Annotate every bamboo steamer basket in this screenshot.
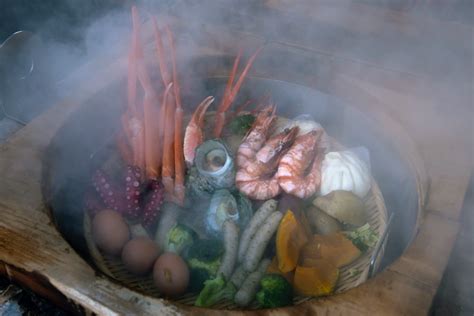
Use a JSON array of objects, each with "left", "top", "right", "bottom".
[{"left": 83, "top": 114, "right": 388, "bottom": 310}]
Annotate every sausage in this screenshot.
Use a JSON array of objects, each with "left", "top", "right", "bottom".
[
  {"left": 234, "top": 258, "right": 271, "bottom": 306},
  {"left": 243, "top": 211, "right": 283, "bottom": 272},
  {"left": 238, "top": 199, "right": 278, "bottom": 262},
  {"left": 229, "top": 265, "right": 249, "bottom": 288},
  {"left": 217, "top": 220, "right": 239, "bottom": 280}
]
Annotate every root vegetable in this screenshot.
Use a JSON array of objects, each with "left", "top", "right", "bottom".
[
  {"left": 243, "top": 211, "right": 283, "bottom": 272},
  {"left": 313, "top": 190, "right": 367, "bottom": 226},
  {"left": 238, "top": 199, "right": 278, "bottom": 262},
  {"left": 306, "top": 206, "right": 342, "bottom": 235},
  {"left": 294, "top": 261, "right": 339, "bottom": 296},
  {"left": 276, "top": 210, "right": 308, "bottom": 273}
]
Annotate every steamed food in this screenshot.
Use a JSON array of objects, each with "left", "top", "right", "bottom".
[
  {"left": 313, "top": 190, "right": 367, "bottom": 226},
  {"left": 320, "top": 150, "right": 371, "bottom": 198},
  {"left": 83, "top": 6, "right": 381, "bottom": 310},
  {"left": 306, "top": 205, "right": 342, "bottom": 235},
  {"left": 121, "top": 237, "right": 160, "bottom": 275},
  {"left": 153, "top": 253, "right": 190, "bottom": 296},
  {"left": 92, "top": 209, "right": 130, "bottom": 256}
]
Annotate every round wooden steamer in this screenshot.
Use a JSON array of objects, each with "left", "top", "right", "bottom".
[{"left": 83, "top": 115, "right": 388, "bottom": 310}]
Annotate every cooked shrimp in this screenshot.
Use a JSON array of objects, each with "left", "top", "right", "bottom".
[
  {"left": 277, "top": 130, "right": 324, "bottom": 199},
  {"left": 236, "top": 106, "right": 276, "bottom": 170},
  {"left": 236, "top": 114, "right": 299, "bottom": 200}
]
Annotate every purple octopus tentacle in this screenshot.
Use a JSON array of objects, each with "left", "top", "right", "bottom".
[
  {"left": 142, "top": 180, "right": 164, "bottom": 227},
  {"left": 84, "top": 190, "right": 105, "bottom": 217},
  {"left": 124, "top": 165, "right": 143, "bottom": 219},
  {"left": 92, "top": 169, "right": 126, "bottom": 214}
]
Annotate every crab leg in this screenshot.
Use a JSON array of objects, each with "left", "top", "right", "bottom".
[
  {"left": 213, "top": 47, "right": 262, "bottom": 137},
  {"left": 137, "top": 55, "right": 161, "bottom": 179},
  {"left": 166, "top": 26, "right": 182, "bottom": 111},
  {"left": 183, "top": 96, "right": 215, "bottom": 166},
  {"left": 213, "top": 50, "right": 241, "bottom": 138},
  {"left": 152, "top": 17, "right": 171, "bottom": 86},
  {"left": 128, "top": 6, "right": 140, "bottom": 116},
  {"left": 119, "top": 6, "right": 140, "bottom": 165},
  {"left": 120, "top": 6, "right": 146, "bottom": 171},
  {"left": 174, "top": 104, "right": 185, "bottom": 204},
  {"left": 165, "top": 27, "right": 186, "bottom": 204},
  {"left": 161, "top": 83, "right": 175, "bottom": 196}
]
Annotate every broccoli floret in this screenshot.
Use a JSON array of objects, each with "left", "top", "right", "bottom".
[
  {"left": 345, "top": 223, "right": 379, "bottom": 252},
  {"left": 186, "top": 239, "right": 224, "bottom": 261},
  {"left": 164, "top": 224, "right": 196, "bottom": 254},
  {"left": 229, "top": 114, "right": 255, "bottom": 135},
  {"left": 185, "top": 239, "right": 224, "bottom": 292},
  {"left": 195, "top": 274, "right": 236, "bottom": 307},
  {"left": 256, "top": 274, "right": 293, "bottom": 308}
]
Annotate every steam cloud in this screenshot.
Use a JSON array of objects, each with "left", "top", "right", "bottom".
[{"left": 1, "top": 0, "right": 471, "bottom": 283}]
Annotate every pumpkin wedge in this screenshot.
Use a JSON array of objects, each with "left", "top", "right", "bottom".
[
  {"left": 294, "top": 260, "right": 339, "bottom": 296},
  {"left": 276, "top": 210, "right": 308, "bottom": 273},
  {"left": 267, "top": 257, "right": 295, "bottom": 284},
  {"left": 300, "top": 233, "right": 361, "bottom": 268}
]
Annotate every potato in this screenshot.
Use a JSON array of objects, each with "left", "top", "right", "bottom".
[
  {"left": 313, "top": 190, "right": 367, "bottom": 226},
  {"left": 153, "top": 252, "right": 189, "bottom": 296},
  {"left": 306, "top": 206, "right": 342, "bottom": 235}
]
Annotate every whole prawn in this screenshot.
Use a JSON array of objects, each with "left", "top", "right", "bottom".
[
  {"left": 277, "top": 130, "right": 324, "bottom": 199},
  {"left": 236, "top": 106, "right": 276, "bottom": 170},
  {"left": 236, "top": 107, "right": 299, "bottom": 200}
]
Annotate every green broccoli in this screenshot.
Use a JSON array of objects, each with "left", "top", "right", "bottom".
[
  {"left": 345, "top": 223, "right": 379, "bottom": 252},
  {"left": 185, "top": 239, "right": 224, "bottom": 292},
  {"left": 195, "top": 274, "right": 236, "bottom": 307},
  {"left": 256, "top": 274, "right": 293, "bottom": 308},
  {"left": 164, "top": 224, "right": 196, "bottom": 254},
  {"left": 229, "top": 114, "right": 255, "bottom": 135}
]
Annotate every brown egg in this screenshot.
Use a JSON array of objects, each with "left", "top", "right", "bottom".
[
  {"left": 92, "top": 209, "right": 130, "bottom": 255},
  {"left": 153, "top": 252, "right": 189, "bottom": 296},
  {"left": 121, "top": 237, "right": 160, "bottom": 275}
]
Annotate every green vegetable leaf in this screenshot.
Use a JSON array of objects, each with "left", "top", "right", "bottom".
[
  {"left": 164, "top": 224, "right": 196, "bottom": 254},
  {"left": 195, "top": 274, "right": 236, "bottom": 307},
  {"left": 345, "top": 223, "right": 379, "bottom": 252},
  {"left": 229, "top": 114, "right": 255, "bottom": 135},
  {"left": 185, "top": 239, "right": 224, "bottom": 292}
]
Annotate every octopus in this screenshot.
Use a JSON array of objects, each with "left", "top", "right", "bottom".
[{"left": 87, "top": 165, "right": 164, "bottom": 228}]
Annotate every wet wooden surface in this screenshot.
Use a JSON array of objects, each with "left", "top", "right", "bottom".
[{"left": 0, "top": 1, "right": 472, "bottom": 315}]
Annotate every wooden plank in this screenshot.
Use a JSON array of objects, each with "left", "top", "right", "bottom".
[
  {"left": 388, "top": 211, "right": 460, "bottom": 288},
  {"left": 0, "top": 60, "right": 181, "bottom": 316},
  {"left": 0, "top": 8, "right": 470, "bottom": 314},
  {"left": 0, "top": 71, "right": 436, "bottom": 316},
  {"left": 0, "top": 185, "right": 180, "bottom": 315}
]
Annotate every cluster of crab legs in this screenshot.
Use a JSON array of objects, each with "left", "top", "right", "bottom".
[{"left": 117, "top": 6, "right": 260, "bottom": 206}]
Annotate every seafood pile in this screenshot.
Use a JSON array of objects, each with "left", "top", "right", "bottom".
[{"left": 84, "top": 6, "right": 381, "bottom": 309}]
